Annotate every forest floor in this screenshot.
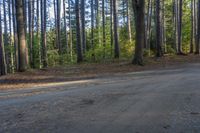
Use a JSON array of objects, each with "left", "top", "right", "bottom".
[{"left": 0, "top": 54, "right": 200, "bottom": 90}]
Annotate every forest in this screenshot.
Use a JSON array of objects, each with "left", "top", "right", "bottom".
[{"left": 0, "top": 0, "right": 199, "bottom": 75}]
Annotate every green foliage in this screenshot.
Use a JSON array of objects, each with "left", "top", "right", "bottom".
[{"left": 47, "top": 49, "right": 60, "bottom": 66}]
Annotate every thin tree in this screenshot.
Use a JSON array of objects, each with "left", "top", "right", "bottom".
[
  {"left": 110, "top": 0, "right": 113, "bottom": 55},
  {"left": 113, "top": 0, "right": 120, "bottom": 58},
  {"left": 40, "top": 0, "right": 47, "bottom": 67},
  {"left": 57, "top": 0, "right": 61, "bottom": 53},
  {"left": 68, "top": 0, "right": 73, "bottom": 60},
  {"left": 75, "top": 0, "right": 83, "bottom": 62},
  {"left": 12, "top": 0, "right": 19, "bottom": 70},
  {"left": 196, "top": 0, "right": 200, "bottom": 54},
  {"left": 63, "top": 0, "right": 68, "bottom": 52},
  {"left": 81, "top": 0, "right": 86, "bottom": 53},
  {"left": 102, "top": 0, "right": 106, "bottom": 57},
  {"left": 127, "top": 0, "right": 132, "bottom": 42},
  {"left": 0, "top": 4, "right": 7, "bottom": 75}
]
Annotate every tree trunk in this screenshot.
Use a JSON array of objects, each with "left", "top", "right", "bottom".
[
  {"left": 81, "top": 0, "right": 86, "bottom": 53},
  {"left": 132, "top": 0, "right": 145, "bottom": 65},
  {"left": 15, "top": 0, "right": 28, "bottom": 71},
  {"left": 177, "top": 0, "right": 183, "bottom": 54},
  {"left": 75, "top": 0, "right": 83, "bottom": 62},
  {"left": 12, "top": 0, "right": 19, "bottom": 70},
  {"left": 196, "top": 0, "right": 200, "bottom": 54},
  {"left": 110, "top": 0, "right": 113, "bottom": 55},
  {"left": 3, "top": 0, "right": 10, "bottom": 72},
  {"left": 127, "top": 0, "right": 132, "bottom": 42},
  {"left": 40, "top": 0, "right": 48, "bottom": 67},
  {"left": 68, "top": 0, "right": 73, "bottom": 60},
  {"left": 190, "top": 0, "right": 194, "bottom": 53},
  {"left": 57, "top": 0, "right": 61, "bottom": 53},
  {"left": 0, "top": 4, "right": 7, "bottom": 75},
  {"left": 113, "top": 0, "right": 120, "bottom": 58},
  {"left": 155, "top": 0, "right": 163, "bottom": 57},
  {"left": 63, "top": 0, "right": 68, "bottom": 52},
  {"left": 102, "top": 0, "right": 106, "bottom": 57}
]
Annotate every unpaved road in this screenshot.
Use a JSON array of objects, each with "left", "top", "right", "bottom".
[{"left": 1, "top": 64, "right": 200, "bottom": 133}]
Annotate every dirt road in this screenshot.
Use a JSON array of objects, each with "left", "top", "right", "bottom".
[{"left": 0, "top": 64, "right": 200, "bottom": 133}]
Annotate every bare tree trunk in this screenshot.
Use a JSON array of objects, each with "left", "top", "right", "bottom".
[
  {"left": 81, "top": 0, "right": 86, "bottom": 53},
  {"left": 0, "top": 5, "right": 7, "bottom": 75},
  {"left": 91, "top": 0, "right": 95, "bottom": 59},
  {"left": 95, "top": 0, "right": 100, "bottom": 45},
  {"left": 40, "top": 0, "right": 47, "bottom": 67},
  {"left": 28, "top": 0, "right": 33, "bottom": 67},
  {"left": 113, "top": 0, "right": 120, "bottom": 58},
  {"left": 102, "top": 0, "right": 106, "bottom": 57},
  {"left": 16, "top": 0, "right": 28, "bottom": 71},
  {"left": 177, "top": 0, "right": 183, "bottom": 54},
  {"left": 196, "top": 0, "right": 200, "bottom": 54},
  {"left": 146, "top": 0, "right": 152, "bottom": 54},
  {"left": 110, "top": 0, "right": 113, "bottom": 56},
  {"left": 3, "top": 0, "right": 10, "bottom": 72},
  {"left": 68, "top": 0, "right": 73, "bottom": 60},
  {"left": 8, "top": 0, "right": 14, "bottom": 72},
  {"left": 63, "top": 0, "right": 68, "bottom": 52},
  {"left": 12, "top": 0, "right": 19, "bottom": 70},
  {"left": 75, "top": 0, "right": 83, "bottom": 62},
  {"left": 155, "top": 0, "right": 163, "bottom": 57},
  {"left": 57, "top": 0, "right": 61, "bottom": 53},
  {"left": 127, "top": 0, "right": 132, "bottom": 42},
  {"left": 132, "top": 0, "right": 145, "bottom": 65},
  {"left": 190, "top": 0, "right": 194, "bottom": 53}
]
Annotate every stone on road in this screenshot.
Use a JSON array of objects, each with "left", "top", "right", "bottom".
[{"left": 0, "top": 64, "right": 200, "bottom": 133}]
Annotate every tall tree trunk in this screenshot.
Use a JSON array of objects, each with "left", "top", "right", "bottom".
[
  {"left": 177, "top": 0, "right": 183, "bottom": 54},
  {"left": 63, "top": 0, "right": 68, "bottom": 52},
  {"left": 190, "top": 0, "right": 194, "bottom": 53},
  {"left": 8, "top": 0, "right": 14, "bottom": 72},
  {"left": 40, "top": 0, "right": 47, "bottom": 67},
  {"left": 68, "top": 0, "right": 73, "bottom": 60},
  {"left": 113, "top": 0, "right": 120, "bottom": 58},
  {"left": 57, "top": 0, "right": 61, "bottom": 53},
  {"left": 36, "top": 0, "right": 41, "bottom": 67},
  {"left": 161, "top": 0, "right": 166, "bottom": 53},
  {"left": 81, "top": 0, "right": 86, "bottom": 53},
  {"left": 0, "top": 5, "right": 7, "bottom": 75},
  {"left": 196, "top": 0, "right": 200, "bottom": 54},
  {"left": 75, "top": 0, "right": 83, "bottom": 62},
  {"left": 28, "top": 0, "right": 34, "bottom": 67},
  {"left": 3, "top": 0, "right": 10, "bottom": 72},
  {"left": 16, "top": 0, "right": 28, "bottom": 71},
  {"left": 146, "top": 0, "right": 152, "bottom": 53},
  {"left": 12, "top": 0, "right": 19, "bottom": 70},
  {"left": 132, "top": 0, "right": 145, "bottom": 65},
  {"left": 102, "top": 0, "right": 106, "bottom": 57},
  {"left": 155, "top": 0, "right": 163, "bottom": 57},
  {"left": 95, "top": 0, "right": 100, "bottom": 45},
  {"left": 91, "top": 0, "right": 95, "bottom": 58},
  {"left": 110, "top": 0, "right": 113, "bottom": 55},
  {"left": 127, "top": 0, "right": 132, "bottom": 42}
]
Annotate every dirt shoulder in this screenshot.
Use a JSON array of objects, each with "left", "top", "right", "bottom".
[{"left": 0, "top": 55, "right": 200, "bottom": 90}]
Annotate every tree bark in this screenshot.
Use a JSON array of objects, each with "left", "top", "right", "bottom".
[
  {"left": 113, "top": 0, "right": 120, "bottom": 58},
  {"left": 132, "top": 0, "right": 145, "bottom": 65},
  {"left": 75, "top": 0, "right": 83, "bottom": 62},
  {"left": 0, "top": 5, "right": 7, "bottom": 75},
  {"left": 16, "top": 0, "right": 28, "bottom": 71}
]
